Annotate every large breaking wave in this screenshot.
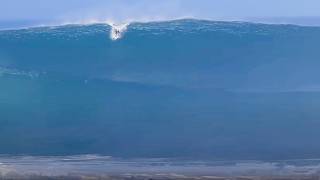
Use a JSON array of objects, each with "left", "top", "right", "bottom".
[{"left": 0, "top": 19, "right": 320, "bottom": 160}]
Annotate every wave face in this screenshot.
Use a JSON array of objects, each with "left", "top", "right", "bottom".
[{"left": 1, "top": 19, "right": 320, "bottom": 160}]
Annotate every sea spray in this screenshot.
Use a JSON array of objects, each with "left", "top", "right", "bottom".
[{"left": 109, "top": 23, "right": 129, "bottom": 40}]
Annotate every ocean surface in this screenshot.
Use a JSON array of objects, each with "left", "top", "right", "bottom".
[
  {"left": 0, "top": 19, "right": 320, "bottom": 166},
  {"left": 1, "top": 155, "right": 320, "bottom": 178}
]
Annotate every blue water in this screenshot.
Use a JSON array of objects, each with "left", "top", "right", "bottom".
[{"left": 0, "top": 19, "right": 320, "bottom": 160}]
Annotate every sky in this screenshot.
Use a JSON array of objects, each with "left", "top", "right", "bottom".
[{"left": 1, "top": 0, "right": 320, "bottom": 25}]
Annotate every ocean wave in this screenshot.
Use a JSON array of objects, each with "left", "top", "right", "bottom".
[
  {"left": 0, "top": 155, "right": 320, "bottom": 177},
  {"left": 0, "top": 18, "right": 310, "bottom": 32},
  {"left": 1, "top": 18, "right": 320, "bottom": 161},
  {"left": 0, "top": 18, "right": 312, "bottom": 39}
]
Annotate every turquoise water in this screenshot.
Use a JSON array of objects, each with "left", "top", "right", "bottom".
[{"left": 0, "top": 19, "right": 320, "bottom": 160}]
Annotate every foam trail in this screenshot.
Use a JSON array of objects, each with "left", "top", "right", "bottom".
[
  {"left": 109, "top": 23, "right": 129, "bottom": 40},
  {"left": 0, "top": 155, "right": 320, "bottom": 178}
]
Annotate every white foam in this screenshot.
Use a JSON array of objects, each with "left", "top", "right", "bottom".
[
  {"left": 109, "top": 23, "right": 129, "bottom": 40},
  {"left": 0, "top": 67, "right": 40, "bottom": 78},
  {"left": 0, "top": 156, "right": 319, "bottom": 177}
]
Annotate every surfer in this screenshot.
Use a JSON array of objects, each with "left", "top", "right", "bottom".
[
  {"left": 110, "top": 23, "right": 129, "bottom": 40},
  {"left": 115, "top": 29, "right": 120, "bottom": 36}
]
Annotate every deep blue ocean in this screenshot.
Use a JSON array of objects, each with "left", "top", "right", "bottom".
[{"left": 0, "top": 19, "right": 320, "bottom": 161}]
